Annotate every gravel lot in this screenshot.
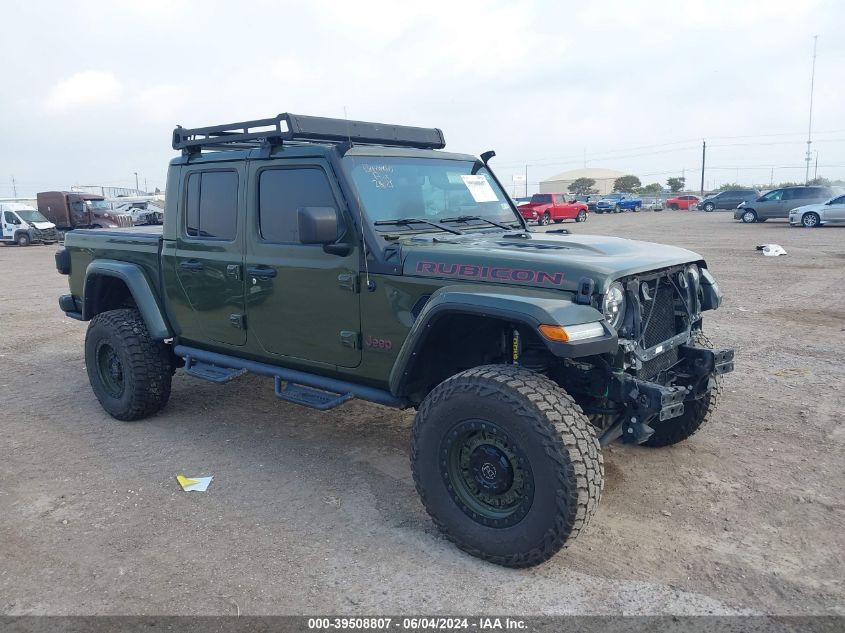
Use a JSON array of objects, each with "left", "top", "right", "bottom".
[{"left": 1, "top": 211, "right": 843, "bottom": 616}]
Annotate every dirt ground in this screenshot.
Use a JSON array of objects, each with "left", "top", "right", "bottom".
[{"left": 0, "top": 211, "right": 843, "bottom": 616}]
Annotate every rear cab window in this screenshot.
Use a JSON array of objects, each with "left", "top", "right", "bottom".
[{"left": 185, "top": 170, "right": 239, "bottom": 240}]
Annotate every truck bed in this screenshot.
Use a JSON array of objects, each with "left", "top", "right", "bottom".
[{"left": 63, "top": 226, "right": 164, "bottom": 300}]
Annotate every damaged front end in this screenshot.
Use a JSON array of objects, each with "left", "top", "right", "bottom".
[{"left": 558, "top": 264, "right": 734, "bottom": 445}]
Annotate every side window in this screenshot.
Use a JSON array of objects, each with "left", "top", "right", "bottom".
[
  {"left": 184, "top": 170, "right": 238, "bottom": 240},
  {"left": 762, "top": 190, "right": 783, "bottom": 201},
  {"left": 259, "top": 167, "right": 339, "bottom": 243},
  {"left": 4, "top": 211, "right": 16, "bottom": 223},
  {"left": 831, "top": 195, "right": 845, "bottom": 205},
  {"left": 782, "top": 188, "right": 803, "bottom": 201}
]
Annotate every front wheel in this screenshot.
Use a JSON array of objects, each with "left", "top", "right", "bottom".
[
  {"left": 741, "top": 209, "right": 757, "bottom": 223},
  {"left": 17, "top": 233, "right": 31, "bottom": 247},
  {"left": 802, "top": 212, "right": 820, "bottom": 228},
  {"left": 576, "top": 210, "right": 587, "bottom": 222},
  {"left": 703, "top": 203, "right": 715, "bottom": 212},
  {"left": 411, "top": 365, "right": 603, "bottom": 568},
  {"left": 85, "top": 308, "right": 173, "bottom": 421}
]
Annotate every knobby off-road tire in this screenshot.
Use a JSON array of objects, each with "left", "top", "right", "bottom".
[
  {"left": 84, "top": 308, "right": 172, "bottom": 421},
  {"left": 411, "top": 365, "right": 603, "bottom": 568},
  {"left": 644, "top": 331, "right": 723, "bottom": 447}
]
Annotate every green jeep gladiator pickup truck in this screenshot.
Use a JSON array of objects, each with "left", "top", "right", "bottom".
[{"left": 56, "top": 113, "right": 734, "bottom": 567}]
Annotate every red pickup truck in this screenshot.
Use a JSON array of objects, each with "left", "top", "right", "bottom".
[{"left": 518, "top": 193, "right": 588, "bottom": 225}]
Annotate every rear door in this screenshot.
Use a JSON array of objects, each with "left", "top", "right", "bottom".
[
  {"left": 173, "top": 164, "right": 247, "bottom": 346},
  {"left": 245, "top": 159, "right": 361, "bottom": 368}
]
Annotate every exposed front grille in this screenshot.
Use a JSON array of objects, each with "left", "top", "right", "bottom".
[
  {"left": 639, "top": 346, "right": 679, "bottom": 380},
  {"left": 641, "top": 278, "right": 678, "bottom": 348}
]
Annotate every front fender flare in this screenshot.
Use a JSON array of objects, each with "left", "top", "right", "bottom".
[
  {"left": 83, "top": 260, "right": 172, "bottom": 340},
  {"left": 388, "top": 284, "right": 616, "bottom": 396}
]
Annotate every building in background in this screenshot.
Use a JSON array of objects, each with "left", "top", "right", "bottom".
[{"left": 539, "top": 168, "right": 627, "bottom": 195}]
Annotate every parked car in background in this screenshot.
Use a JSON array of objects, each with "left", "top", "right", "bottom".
[
  {"left": 111, "top": 200, "right": 165, "bottom": 225},
  {"left": 735, "top": 186, "right": 844, "bottom": 223},
  {"left": 665, "top": 195, "right": 700, "bottom": 210},
  {"left": 789, "top": 192, "right": 845, "bottom": 227},
  {"left": 594, "top": 193, "right": 642, "bottom": 213},
  {"left": 697, "top": 189, "right": 760, "bottom": 212},
  {"left": 1, "top": 202, "right": 59, "bottom": 246},
  {"left": 517, "top": 193, "right": 588, "bottom": 225},
  {"left": 573, "top": 194, "right": 597, "bottom": 211},
  {"left": 37, "top": 191, "right": 133, "bottom": 230},
  {"left": 641, "top": 197, "right": 664, "bottom": 211}
]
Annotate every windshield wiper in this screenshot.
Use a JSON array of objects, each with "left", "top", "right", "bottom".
[
  {"left": 439, "top": 215, "right": 516, "bottom": 230},
  {"left": 373, "top": 218, "right": 464, "bottom": 235}
]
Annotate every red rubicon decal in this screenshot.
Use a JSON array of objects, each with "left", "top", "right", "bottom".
[{"left": 416, "top": 261, "right": 564, "bottom": 285}]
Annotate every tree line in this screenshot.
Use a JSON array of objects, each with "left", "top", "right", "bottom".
[{"left": 568, "top": 175, "right": 844, "bottom": 196}]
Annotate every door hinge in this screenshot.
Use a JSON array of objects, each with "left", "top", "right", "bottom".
[
  {"left": 226, "top": 264, "right": 242, "bottom": 281},
  {"left": 337, "top": 272, "right": 359, "bottom": 293},
  {"left": 230, "top": 314, "right": 246, "bottom": 330},
  {"left": 339, "top": 331, "right": 360, "bottom": 349}
]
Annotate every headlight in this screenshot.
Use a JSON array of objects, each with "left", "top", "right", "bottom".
[
  {"left": 602, "top": 282, "right": 626, "bottom": 330},
  {"left": 737, "top": 201, "right": 746, "bottom": 208}
]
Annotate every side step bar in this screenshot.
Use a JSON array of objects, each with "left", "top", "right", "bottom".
[{"left": 173, "top": 345, "right": 404, "bottom": 410}]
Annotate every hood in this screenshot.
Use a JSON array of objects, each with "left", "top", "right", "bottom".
[
  {"left": 400, "top": 230, "right": 703, "bottom": 293},
  {"left": 31, "top": 221, "right": 56, "bottom": 230},
  {"left": 790, "top": 202, "right": 825, "bottom": 213}
]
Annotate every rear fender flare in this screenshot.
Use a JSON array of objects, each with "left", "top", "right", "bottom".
[
  {"left": 388, "top": 284, "right": 615, "bottom": 396},
  {"left": 83, "top": 260, "right": 172, "bottom": 340}
]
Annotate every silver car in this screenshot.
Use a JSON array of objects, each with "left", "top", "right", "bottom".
[
  {"left": 789, "top": 193, "right": 845, "bottom": 228},
  {"left": 734, "top": 186, "right": 842, "bottom": 223}
]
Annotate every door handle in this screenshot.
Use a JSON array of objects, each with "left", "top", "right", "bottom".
[
  {"left": 179, "top": 260, "right": 203, "bottom": 271},
  {"left": 247, "top": 265, "right": 277, "bottom": 279}
]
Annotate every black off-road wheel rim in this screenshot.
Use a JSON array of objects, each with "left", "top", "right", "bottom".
[
  {"left": 440, "top": 419, "right": 534, "bottom": 528},
  {"left": 96, "top": 341, "right": 126, "bottom": 399}
]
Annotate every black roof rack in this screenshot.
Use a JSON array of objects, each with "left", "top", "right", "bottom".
[{"left": 172, "top": 113, "right": 446, "bottom": 154}]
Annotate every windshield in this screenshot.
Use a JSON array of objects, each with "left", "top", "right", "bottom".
[
  {"left": 342, "top": 156, "right": 521, "bottom": 230},
  {"left": 16, "top": 209, "right": 49, "bottom": 223},
  {"left": 85, "top": 199, "right": 109, "bottom": 210}
]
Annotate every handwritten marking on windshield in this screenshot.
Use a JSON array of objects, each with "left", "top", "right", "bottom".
[
  {"left": 362, "top": 164, "right": 394, "bottom": 189},
  {"left": 416, "top": 261, "right": 564, "bottom": 286}
]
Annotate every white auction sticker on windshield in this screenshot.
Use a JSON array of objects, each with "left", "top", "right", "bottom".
[{"left": 460, "top": 175, "right": 498, "bottom": 202}]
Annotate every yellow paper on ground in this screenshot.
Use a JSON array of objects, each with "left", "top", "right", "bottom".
[{"left": 176, "top": 474, "right": 213, "bottom": 492}]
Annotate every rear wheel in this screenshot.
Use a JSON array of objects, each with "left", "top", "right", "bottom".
[
  {"left": 411, "top": 365, "right": 603, "bottom": 568},
  {"left": 801, "top": 212, "right": 820, "bottom": 228},
  {"left": 741, "top": 209, "right": 757, "bottom": 223},
  {"left": 645, "top": 332, "right": 722, "bottom": 447},
  {"left": 85, "top": 308, "right": 172, "bottom": 421}
]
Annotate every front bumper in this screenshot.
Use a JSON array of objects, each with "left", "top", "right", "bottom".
[{"left": 602, "top": 343, "right": 734, "bottom": 444}]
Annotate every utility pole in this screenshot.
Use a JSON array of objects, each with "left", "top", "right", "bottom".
[
  {"left": 134, "top": 172, "right": 139, "bottom": 192},
  {"left": 524, "top": 164, "right": 528, "bottom": 197},
  {"left": 770, "top": 168, "right": 774, "bottom": 187},
  {"left": 699, "top": 140, "right": 706, "bottom": 196},
  {"left": 11, "top": 175, "right": 17, "bottom": 198},
  {"left": 813, "top": 152, "right": 819, "bottom": 181},
  {"left": 805, "top": 35, "right": 818, "bottom": 185}
]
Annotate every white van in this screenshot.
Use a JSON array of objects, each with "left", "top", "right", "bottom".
[{"left": 1, "top": 202, "right": 59, "bottom": 246}]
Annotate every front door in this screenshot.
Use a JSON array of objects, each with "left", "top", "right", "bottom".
[
  {"left": 173, "top": 164, "right": 247, "bottom": 346},
  {"left": 245, "top": 160, "right": 361, "bottom": 368},
  {"left": 825, "top": 194, "right": 845, "bottom": 223},
  {"left": 2, "top": 211, "right": 17, "bottom": 241}
]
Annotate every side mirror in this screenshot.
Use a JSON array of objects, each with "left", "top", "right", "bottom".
[{"left": 298, "top": 206, "right": 339, "bottom": 245}]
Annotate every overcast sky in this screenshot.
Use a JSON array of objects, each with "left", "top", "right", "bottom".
[{"left": 2, "top": 0, "right": 843, "bottom": 197}]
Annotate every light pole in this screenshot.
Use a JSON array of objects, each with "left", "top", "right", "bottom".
[
  {"left": 134, "top": 172, "right": 139, "bottom": 192},
  {"left": 805, "top": 35, "right": 818, "bottom": 185}
]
